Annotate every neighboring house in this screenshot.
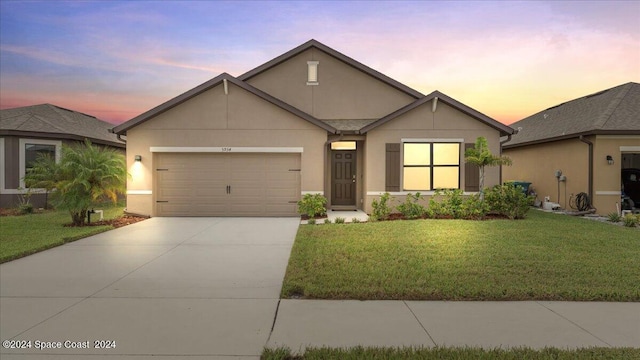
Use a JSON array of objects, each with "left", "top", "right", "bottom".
[
  {"left": 112, "top": 39, "right": 513, "bottom": 217},
  {"left": 0, "top": 104, "right": 125, "bottom": 208},
  {"left": 503, "top": 82, "right": 640, "bottom": 214}
]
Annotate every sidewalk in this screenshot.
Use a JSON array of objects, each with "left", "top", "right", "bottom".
[{"left": 267, "top": 300, "right": 640, "bottom": 352}]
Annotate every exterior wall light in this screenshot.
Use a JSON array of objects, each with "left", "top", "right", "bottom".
[
  {"left": 134, "top": 155, "right": 142, "bottom": 162},
  {"left": 606, "top": 155, "right": 614, "bottom": 165}
]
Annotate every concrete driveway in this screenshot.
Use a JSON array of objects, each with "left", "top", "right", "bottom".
[{"left": 0, "top": 217, "right": 299, "bottom": 359}]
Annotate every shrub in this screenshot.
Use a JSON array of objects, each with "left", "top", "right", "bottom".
[
  {"left": 460, "top": 193, "right": 489, "bottom": 219},
  {"left": 307, "top": 218, "right": 316, "bottom": 225},
  {"left": 351, "top": 218, "right": 361, "bottom": 223},
  {"left": 324, "top": 218, "right": 332, "bottom": 224},
  {"left": 370, "top": 192, "right": 392, "bottom": 221},
  {"left": 428, "top": 189, "right": 466, "bottom": 218},
  {"left": 607, "top": 212, "right": 622, "bottom": 223},
  {"left": 485, "top": 183, "right": 533, "bottom": 219},
  {"left": 396, "top": 192, "right": 426, "bottom": 219},
  {"left": 334, "top": 217, "right": 346, "bottom": 224},
  {"left": 622, "top": 214, "right": 638, "bottom": 227},
  {"left": 297, "top": 193, "right": 327, "bottom": 218}
]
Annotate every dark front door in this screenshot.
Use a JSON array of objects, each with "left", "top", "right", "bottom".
[{"left": 331, "top": 151, "right": 356, "bottom": 206}]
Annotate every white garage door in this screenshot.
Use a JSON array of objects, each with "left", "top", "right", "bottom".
[{"left": 155, "top": 153, "right": 300, "bottom": 216}]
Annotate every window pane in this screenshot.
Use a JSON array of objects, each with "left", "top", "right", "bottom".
[
  {"left": 331, "top": 141, "right": 356, "bottom": 150},
  {"left": 403, "top": 167, "right": 430, "bottom": 190},
  {"left": 25, "top": 144, "right": 55, "bottom": 170},
  {"left": 433, "top": 143, "right": 460, "bottom": 165},
  {"left": 433, "top": 167, "right": 459, "bottom": 189},
  {"left": 404, "top": 143, "right": 430, "bottom": 165}
]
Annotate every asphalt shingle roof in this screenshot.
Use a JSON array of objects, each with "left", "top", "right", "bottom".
[
  {"left": 1, "top": 104, "right": 124, "bottom": 147},
  {"left": 504, "top": 82, "right": 640, "bottom": 148}
]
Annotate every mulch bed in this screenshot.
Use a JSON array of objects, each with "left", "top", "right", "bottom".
[{"left": 64, "top": 214, "right": 149, "bottom": 228}]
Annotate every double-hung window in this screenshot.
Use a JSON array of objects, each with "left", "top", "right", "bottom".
[{"left": 402, "top": 142, "right": 460, "bottom": 190}]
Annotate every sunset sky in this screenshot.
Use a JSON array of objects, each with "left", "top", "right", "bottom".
[{"left": 1, "top": 0, "right": 638, "bottom": 125}]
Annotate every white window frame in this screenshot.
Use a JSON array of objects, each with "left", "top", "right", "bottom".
[
  {"left": 400, "top": 138, "right": 463, "bottom": 191},
  {"left": 19, "top": 138, "right": 62, "bottom": 189}
]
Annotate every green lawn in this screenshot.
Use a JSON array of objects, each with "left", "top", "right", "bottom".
[
  {"left": 282, "top": 210, "right": 640, "bottom": 301},
  {"left": 262, "top": 346, "right": 639, "bottom": 360},
  {"left": 0, "top": 204, "right": 125, "bottom": 263}
]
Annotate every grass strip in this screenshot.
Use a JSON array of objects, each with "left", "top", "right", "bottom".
[{"left": 262, "top": 346, "right": 640, "bottom": 360}]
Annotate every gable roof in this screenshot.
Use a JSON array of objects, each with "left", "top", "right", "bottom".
[
  {"left": 504, "top": 82, "right": 640, "bottom": 148},
  {"left": 0, "top": 104, "right": 125, "bottom": 148},
  {"left": 360, "top": 90, "right": 514, "bottom": 136},
  {"left": 111, "top": 73, "right": 337, "bottom": 135},
  {"left": 239, "top": 39, "right": 424, "bottom": 99}
]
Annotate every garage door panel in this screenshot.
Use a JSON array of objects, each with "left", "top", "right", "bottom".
[{"left": 156, "top": 153, "right": 300, "bottom": 216}]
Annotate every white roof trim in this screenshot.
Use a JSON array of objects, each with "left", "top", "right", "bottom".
[{"left": 150, "top": 147, "right": 304, "bottom": 153}]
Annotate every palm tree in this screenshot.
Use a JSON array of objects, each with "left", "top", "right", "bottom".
[
  {"left": 26, "top": 139, "right": 127, "bottom": 225},
  {"left": 23, "top": 153, "right": 60, "bottom": 210},
  {"left": 464, "top": 137, "right": 512, "bottom": 200}
]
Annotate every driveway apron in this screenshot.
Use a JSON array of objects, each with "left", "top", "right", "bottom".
[{"left": 0, "top": 217, "right": 299, "bottom": 359}]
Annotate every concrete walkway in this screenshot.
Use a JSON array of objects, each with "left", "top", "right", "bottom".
[
  {"left": 1, "top": 217, "right": 638, "bottom": 359},
  {"left": 267, "top": 300, "right": 640, "bottom": 352}
]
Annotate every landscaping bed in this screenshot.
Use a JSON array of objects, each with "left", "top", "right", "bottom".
[
  {"left": 0, "top": 205, "right": 146, "bottom": 263},
  {"left": 281, "top": 210, "right": 640, "bottom": 301}
]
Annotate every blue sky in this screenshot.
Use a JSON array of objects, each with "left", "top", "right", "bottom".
[{"left": 1, "top": 0, "right": 638, "bottom": 124}]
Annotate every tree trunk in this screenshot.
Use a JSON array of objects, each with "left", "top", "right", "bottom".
[
  {"left": 70, "top": 210, "right": 87, "bottom": 226},
  {"left": 479, "top": 166, "right": 486, "bottom": 201}
]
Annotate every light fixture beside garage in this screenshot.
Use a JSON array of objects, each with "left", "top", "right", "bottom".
[
  {"left": 135, "top": 155, "right": 142, "bottom": 162},
  {"left": 606, "top": 155, "right": 614, "bottom": 165}
]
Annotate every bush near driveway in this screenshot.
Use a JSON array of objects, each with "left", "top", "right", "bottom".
[{"left": 282, "top": 210, "right": 640, "bottom": 301}]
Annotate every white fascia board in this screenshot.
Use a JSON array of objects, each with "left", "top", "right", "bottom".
[
  {"left": 401, "top": 138, "right": 464, "bottom": 143},
  {"left": 127, "top": 190, "right": 153, "bottom": 195},
  {"left": 620, "top": 146, "right": 640, "bottom": 152},
  {"left": 150, "top": 147, "right": 304, "bottom": 153}
]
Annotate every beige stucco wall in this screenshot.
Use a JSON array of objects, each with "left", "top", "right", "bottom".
[
  {"left": 246, "top": 48, "right": 416, "bottom": 120},
  {"left": 364, "top": 100, "right": 504, "bottom": 213},
  {"left": 125, "top": 82, "right": 327, "bottom": 216},
  {"left": 503, "top": 135, "right": 640, "bottom": 214},
  {"left": 503, "top": 138, "right": 589, "bottom": 209}
]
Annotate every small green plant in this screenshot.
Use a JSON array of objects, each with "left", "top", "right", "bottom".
[
  {"left": 396, "top": 192, "right": 426, "bottom": 219},
  {"left": 307, "top": 218, "right": 316, "bottom": 225},
  {"left": 370, "top": 192, "right": 392, "bottom": 221},
  {"left": 334, "top": 217, "right": 346, "bottom": 224},
  {"left": 485, "top": 183, "right": 533, "bottom": 219},
  {"left": 297, "top": 193, "right": 327, "bottom": 218},
  {"left": 607, "top": 212, "right": 622, "bottom": 223},
  {"left": 16, "top": 187, "right": 34, "bottom": 215},
  {"left": 324, "top": 218, "right": 332, "bottom": 224},
  {"left": 460, "top": 192, "right": 489, "bottom": 219},
  {"left": 428, "top": 189, "right": 467, "bottom": 219},
  {"left": 351, "top": 217, "right": 361, "bottom": 223},
  {"left": 622, "top": 214, "right": 638, "bottom": 227}
]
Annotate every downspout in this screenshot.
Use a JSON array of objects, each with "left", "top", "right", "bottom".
[
  {"left": 499, "top": 134, "right": 512, "bottom": 185},
  {"left": 579, "top": 135, "right": 593, "bottom": 201}
]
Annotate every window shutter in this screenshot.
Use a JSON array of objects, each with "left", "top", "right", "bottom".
[
  {"left": 385, "top": 143, "right": 400, "bottom": 192},
  {"left": 464, "top": 143, "right": 479, "bottom": 192}
]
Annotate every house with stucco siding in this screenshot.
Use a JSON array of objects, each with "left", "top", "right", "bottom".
[
  {"left": 112, "top": 40, "right": 513, "bottom": 217},
  {"left": 503, "top": 82, "right": 640, "bottom": 214}
]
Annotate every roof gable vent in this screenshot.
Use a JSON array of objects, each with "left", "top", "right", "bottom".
[{"left": 307, "top": 61, "right": 319, "bottom": 85}]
